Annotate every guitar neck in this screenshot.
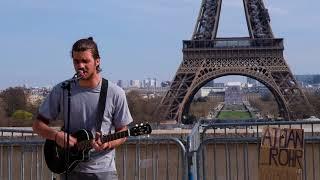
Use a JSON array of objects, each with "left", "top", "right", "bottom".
[{"left": 101, "top": 130, "right": 129, "bottom": 143}]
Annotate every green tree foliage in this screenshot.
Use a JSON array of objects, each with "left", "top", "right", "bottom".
[
  {"left": 11, "top": 110, "right": 33, "bottom": 120},
  {"left": 0, "top": 87, "right": 28, "bottom": 116}
]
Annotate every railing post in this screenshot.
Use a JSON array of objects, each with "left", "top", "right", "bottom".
[
  {"left": 186, "top": 136, "right": 194, "bottom": 180},
  {"left": 187, "top": 121, "right": 203, "bottom": 180}
]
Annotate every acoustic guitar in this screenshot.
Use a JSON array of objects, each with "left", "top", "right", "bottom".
[{"left": 44, "top": 123, "right": 152, "bottom": 174}]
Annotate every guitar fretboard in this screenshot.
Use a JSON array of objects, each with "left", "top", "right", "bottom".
[{"left": 101, "top": 130, "right": 129, "bottom": 143}]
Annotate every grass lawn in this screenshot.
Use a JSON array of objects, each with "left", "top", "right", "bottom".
[{"left": 218, "top": 111, "right": 252, "bottom": 120}]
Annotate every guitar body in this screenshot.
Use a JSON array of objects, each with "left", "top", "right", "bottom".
[
  {"left": 44, "top": 129, "right": 94, "bottom": 174},
  {"left": 44, "top": 123, "right": 152, "bottom": 174}
]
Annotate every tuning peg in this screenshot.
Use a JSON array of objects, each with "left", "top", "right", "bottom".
[
  {"left": 140, "top": 123, "right": 143, "bottom": 126},
  {"left": 135, "top": 124, "right": 138, "bottom": 127}
]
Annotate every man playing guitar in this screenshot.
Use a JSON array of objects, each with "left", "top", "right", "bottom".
[{"left": 32, "top": 37, "right": 133, "bottom": 180}]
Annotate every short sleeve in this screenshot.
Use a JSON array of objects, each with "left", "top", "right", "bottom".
[
  {"left": 38, "top": 85, "right": 63, "bottom": 121},
  {"left": 112, "top": 88, "right": 133, "bottom": 129}
]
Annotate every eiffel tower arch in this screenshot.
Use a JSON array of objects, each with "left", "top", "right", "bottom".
[{"left": 157, "top": 0, "right": 312, "bottom": 123}]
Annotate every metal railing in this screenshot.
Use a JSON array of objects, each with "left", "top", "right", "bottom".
[
  {"left": 186, "top": 121, "right": 202, "bottom": 180},
  {"left": 183, "top": 38, "right": 284, "bottom": 50},
  {"left": 2, "top": 120, "right": 320, "bottom": 180},
  {"left": 0, "top": 128, "right": 187, "bottom": 180},
  {"left": 118, "top": 137, "right": 187, "bottom": 180},
  {"left": 191, "top": 120, "right": 320, "bottom": 180}
]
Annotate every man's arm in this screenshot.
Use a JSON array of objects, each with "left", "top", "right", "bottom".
[
  {"left": 111, "top": 126, "right": 129, "bottom": 147},
  {"left": 32, "top": 119, "right": 57, "bottom": 141},
  {"left": 32, "top": 119, "right": 77, "bottom": 147}
]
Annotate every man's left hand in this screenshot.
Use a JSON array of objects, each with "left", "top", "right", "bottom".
[{"left": 91, "top": 132, "right": 112, "bottom": 151}]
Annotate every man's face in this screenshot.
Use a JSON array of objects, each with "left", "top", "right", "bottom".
[{"left": 72, "top": 50, "right": 100, "bottom": 80}]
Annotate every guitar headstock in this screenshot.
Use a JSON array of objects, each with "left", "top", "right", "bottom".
[{"left": 129, "top": 123, "right": 152, "bottom": 136}]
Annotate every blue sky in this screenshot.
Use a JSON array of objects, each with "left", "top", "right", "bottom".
[{"left": 0, "top": 0, "right": 319, "bottom": 89}]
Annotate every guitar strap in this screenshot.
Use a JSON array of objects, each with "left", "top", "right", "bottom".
[{"left": 96, "top": 78, "right": 108, "bottom": 132}]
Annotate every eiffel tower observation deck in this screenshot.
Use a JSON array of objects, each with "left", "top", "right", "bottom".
[{"left": 157, "top": 0, "right": 313, "bottom": 123}]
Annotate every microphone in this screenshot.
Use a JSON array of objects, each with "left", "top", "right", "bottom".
[
  {"left": 73, "top": 70, "right": 84, "bottom": 80},
  {"left": 61, "top": 70, "right": 83, "bottom": 89}
]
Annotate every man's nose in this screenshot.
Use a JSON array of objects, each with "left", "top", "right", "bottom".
[{"left": 75, "top": 63, "right": 85, "bottom": 69}]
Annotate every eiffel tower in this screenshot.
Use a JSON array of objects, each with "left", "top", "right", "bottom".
[{"left": 157, "top": 0, "right": 312, "bottom": 123}]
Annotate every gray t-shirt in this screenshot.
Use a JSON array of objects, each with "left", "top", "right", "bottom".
[{"left": 38, "top": 79, "right": 133, "bottom": 173}]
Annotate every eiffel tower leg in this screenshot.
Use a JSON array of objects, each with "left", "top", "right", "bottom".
[
  {"left": 244, "top": 0, "right": 274, "bottom": 38},
  {"left": 157, "top": 64, "right": 197, "bottom": 122},
  {"left": 270, "top": 70, "right": 313, "bottom": 119}
]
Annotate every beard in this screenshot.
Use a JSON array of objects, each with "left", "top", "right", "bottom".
[
  {"left": 80, "top": 70, "right": 97, "bottom": 81},
  {"left": 76, "top": 65, "right": 99, "bottom": 81}
]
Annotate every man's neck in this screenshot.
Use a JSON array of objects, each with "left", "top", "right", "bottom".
[{"left": 79, "top": 73, "right": 102, "bottom": 88}]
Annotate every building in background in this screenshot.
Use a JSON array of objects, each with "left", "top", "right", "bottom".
[
  {"left": 246, "top": 77, "right": 264, "bottom": 87},
  {"left": 295, "top": 74, "right": 320, "bottom": 87},
  {"left": 117, "top": 80, "right": 124, "bottom": 88},
  {"left": 194, "top": 82, "right": 226, "bottom": 99},
  {"left": 161, "top": 81, "right": 171, "bottom": 87},
  {"left": 142, "top": 78, "right": 158, "bottom": 88},
  {"left": 224, "top": 85, "right": 243, "bottom": 105},
  {"left": 130, "top": 80, "right": 141, "bottom": 88}
]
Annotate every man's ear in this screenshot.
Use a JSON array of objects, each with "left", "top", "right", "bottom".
[{"left": 96, "top": 58, "right": 101, "bottom": 66}]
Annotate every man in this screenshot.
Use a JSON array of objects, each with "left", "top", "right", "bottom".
[{"left": 32, "top": 37, "right": 133, "bottom": 180}]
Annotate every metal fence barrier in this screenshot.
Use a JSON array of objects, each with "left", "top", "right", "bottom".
[
  {"left": 0, "top": 128, "right": 187, "bottom": 180},
  {"left": 186, "top": 121, "right": 202, "bottom": 180},
  {"left": 2, "top": 120, "right": 320, "bottom": 180},
  {"left": 192, "top": 120, "right": 320, "bottom": 180},
  {"left": 117, "top": 137, "right": 187, "bottom": 180}
]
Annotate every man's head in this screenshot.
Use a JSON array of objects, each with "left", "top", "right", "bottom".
[{"left": 71, "top": 37, "right": 102, "bottom": 80}]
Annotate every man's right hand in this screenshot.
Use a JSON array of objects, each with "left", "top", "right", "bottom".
[{"left": 55, "top": 131, "right": 77, "bottom": 148}]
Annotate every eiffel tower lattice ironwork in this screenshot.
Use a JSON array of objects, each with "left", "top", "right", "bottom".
[{"left": 157, "top": 0, "right": 312, "bottom": 123}]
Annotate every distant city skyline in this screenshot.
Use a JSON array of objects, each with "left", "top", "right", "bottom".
[
  {"left": 1, "top": 0, "right": 319, "bottom": 89},
  {"left": 5, "top": 74, "right": 318, "bottom": 91}
]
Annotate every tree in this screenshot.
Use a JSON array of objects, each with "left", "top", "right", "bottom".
[
  {"left": 261, "top": 92, "right": 272, "bottom": 101},
  {"left": 248, "top": 93, "right": 279, "bottom": 118},
  {"left": 0, "top": 87, "right": 28, "bottom": 117},
  {"left": 12, "top": 110, "right": 33, "bottom": 120},
  {"left": 126, "top": 91, "right": 162, "bottom": 123},
  {"left": 26, "top": 98, "right": 42, "bottom": 119},
  {"left": 0, "top": 98, "right": 5, "bottom": 118},
  {"left": 126, "top": 91, "right": 144, "bottom": 121},
  {"left": 0, "top": 98, "right": 9, "bottom": 126},
  {"left": 305, "top": 91, "right": 320, "bottom": 118},
  {"left": 189, "top": 97, "right": 221, "bottom": 120}
]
